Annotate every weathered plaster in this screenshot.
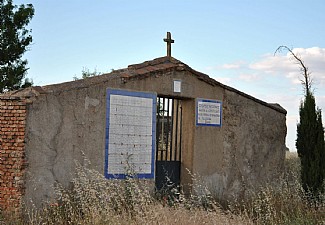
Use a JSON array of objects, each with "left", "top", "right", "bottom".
[{"left": 15, "top": 58, "right": 287, "bottom": 208}]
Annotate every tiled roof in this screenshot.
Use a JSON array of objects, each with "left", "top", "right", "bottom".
[
  {"left": 111, "top": 56, "right": 224, "bottom": 86},
  {"left": 1, "top": 56, "right": 286, "bottom": 114},
  {"left": 110, "top": 56, "right": 286, "bottom": 114},
  {"left": 111, "top": 56, "right": 182, "bottom": 78}
]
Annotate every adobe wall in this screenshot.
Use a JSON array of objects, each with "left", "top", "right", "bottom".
[
  {"left": 23, "top": 86, "right": 108, "bottom": 208},
  {"left": 18, "top": 68, "right": 286, "bottom": 208},
  {"left": 193, "top": 89, "right": 287, "bottom": 201},
  {"left": 22, "top": 70, "right": 225, "bottom": 208},
  {"left": 0, "top": 97, "right": 27, "bottom": 212}
]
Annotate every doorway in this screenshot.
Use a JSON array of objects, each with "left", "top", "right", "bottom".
[{"left": 155, "top": 97, "right": 182, "bottom": 190}]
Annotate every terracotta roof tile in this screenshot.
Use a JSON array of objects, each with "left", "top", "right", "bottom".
[
  {"left": 33, "top": 56, "right": 286, "bottom": 115},
  {"left": 136, "top": 68, "right": 149, "bottom": 75},
  {"left": 145, "top": 66, "right": 158, "bottom": 72},
  {"left": 117, "top": 56, "right": 287, "bottom": 114},
  {"left": 119, "top": 73, "right": 130, "bottom": 78},
  {"left": 124, "top": 57, "right": 180, "bottom": 77},
  {"left": 158, "top": 62, "right": 175, "bottom": 70}
]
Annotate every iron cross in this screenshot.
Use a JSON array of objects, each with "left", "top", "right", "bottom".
[{"left": 164, "top": 32, "right": 174, "bottom": 57}]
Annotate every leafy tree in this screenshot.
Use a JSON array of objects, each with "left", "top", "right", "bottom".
[
  {"left": 0, "top": 0, "right": 34, "bottom": 93},
  {"left": 276, "top": 46, "right": 325, "bottom": 197}
]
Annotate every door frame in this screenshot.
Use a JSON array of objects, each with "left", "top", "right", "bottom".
[{"left": 155, "top": 96, "right": 182, "bottom": 191}]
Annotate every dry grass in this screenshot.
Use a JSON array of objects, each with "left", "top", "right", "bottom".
[
  {"left": 12, "top": 162, "right": 249, "bottom": 225},
  {"left": 228, "top": 151, "right": 325, "bottom": 224},
  {"left": 1, "top": 153, "right": 325, "bottom": 224}
]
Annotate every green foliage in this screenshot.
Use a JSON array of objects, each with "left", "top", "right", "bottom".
[
  {"left": 73, "top": 67, "right": 101, "bottom": 80},
  {"left": 0, "top": 0, "right": 34, "bottom": 93},
  {"left": 296, "top": 91, "right": 325, "bottom": 197},
  {"left": 276, "top": 45, "right": 325, "bottom": 199},
  {"left": 20, "top": 77, "right": 33, "bottom": 88}
]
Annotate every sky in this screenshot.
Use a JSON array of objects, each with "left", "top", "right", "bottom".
[{"left": 14, "top": 0, "right": 325, "bottom": 151}]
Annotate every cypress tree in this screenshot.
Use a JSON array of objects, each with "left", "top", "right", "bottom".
[
  {"left": 276, "top": 45, "right": 325, "bottom": 198},
  {"left": 296, "top": 92, "right": 325, "bottom": 196}
]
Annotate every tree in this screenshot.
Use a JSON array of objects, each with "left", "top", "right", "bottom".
[
  {"left": 276, "top": 46, "right": 325, "bottom": 198},
  {"left": 297, "top": 90, "right": 325, "bottom": 197},
  {"left": 0, "top": 0, "right": 34, "bottom": 93}
]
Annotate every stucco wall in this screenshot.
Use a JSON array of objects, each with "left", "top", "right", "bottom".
[
  {"left": 23, "top": 85, "right": 108, "bottom": 208},
  {"left": 195, "top": 89, "right": 287, "bottom": 201},
  {"left": 21, "top": 68, "right": 286, "bottom": 208}
]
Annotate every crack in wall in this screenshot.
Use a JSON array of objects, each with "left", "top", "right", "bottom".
[{"left": 47, "top": 94, "right": 64, "bottom": 184}]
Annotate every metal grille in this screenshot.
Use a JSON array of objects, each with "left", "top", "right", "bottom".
[
  {"left": 155, "top": 97, "right": 182, "bottom": 190},
  {"left": 156, "top": 97, "right": 182, "bottom": 162}
]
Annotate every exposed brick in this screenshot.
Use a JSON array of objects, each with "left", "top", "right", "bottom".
[{"left": 0, "top": 98, "right": 27, "bottom": 212}]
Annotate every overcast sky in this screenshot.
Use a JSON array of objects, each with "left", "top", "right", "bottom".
[{"left": 15, "top": 0, "right": 325, "bottom": 151}]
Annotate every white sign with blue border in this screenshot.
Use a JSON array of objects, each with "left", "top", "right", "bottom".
[
  {"left": 196, "top": 98, "right": 222, "bottom": 126},
  {"left": 105, "top": 89, "right": 156, "bottom": 179}
]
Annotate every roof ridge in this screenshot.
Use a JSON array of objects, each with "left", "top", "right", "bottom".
[
  {"left": 121, "top": 57, "right": 287, "bottom": 114},
  {"left": 21, "top": 56, "right": 286, "bottom": 115},
  {"left": 128, "top": 56, "right": 182, "bottom": 70}
]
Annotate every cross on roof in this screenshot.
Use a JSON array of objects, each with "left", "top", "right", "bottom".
[{"left": 164, "top": 32, "right": 174, "bottom": 57}]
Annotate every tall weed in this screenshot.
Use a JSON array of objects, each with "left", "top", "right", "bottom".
[
  {"left": 2, "top": 152, "right": 325, "bottom": 224},
  {"left": 229, "top": 152, "right": 325, "bottom": 224},
  {"left": 21, "top": 161, "right": 242, "bottom": 224}
]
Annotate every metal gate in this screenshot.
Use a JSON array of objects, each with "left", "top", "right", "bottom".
[{"left": 155, "top": 97, "right": 182, "bottom": 191}]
